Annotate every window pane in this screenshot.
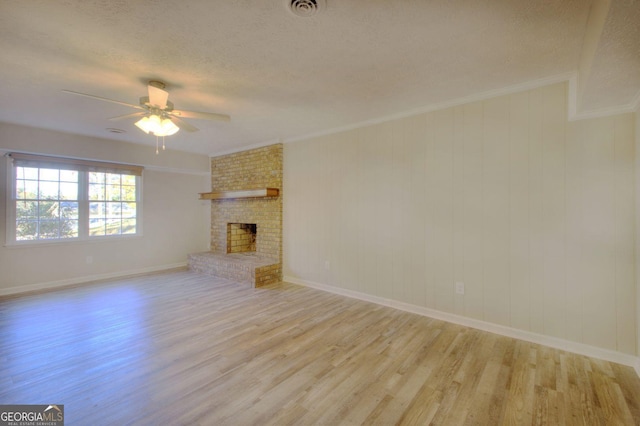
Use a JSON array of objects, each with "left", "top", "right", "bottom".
[
  {"left": 106, "top": 184, "right": 121, "bottom": 201},
  {"left": 122, "top": 202, "right": 136, "bottom": 218},
  {"left": 106, "top": 202, "right": 121, "bottom": 218},
  {"left": 106, "top": 219, "right": 121, "bottom": 235},
  {"left": 20, "top": 167, "right": 39, "bottom": 180},
  {"left": 106, "top": 173, "right": 121, "bottom": 185},
  {"left": 39, "top": 220, "right": 60, "bottom": 239},
  {"left": 89, "top": 183, "right": 105, "bottom": 201},
  {"left": 90, "top": 202, "right": 105, "bottom": 218},
  {"left": 121, "top": 175, "right": 135, "bottom": 185},
  {"left": 16, "top": 201, "right": 38, "bottom": 219},
  {"left": 60, "top": 201, "right": 79, "bottom": 219},
  {"left": 39, "top": 181, "right": 59, "bottom": 200},
  {"left": 89, "top": 172, "right": 105, "bottom": 184},
  {"left": 122, "top": 185, "right": 136, "bottom": 201},
  {"left": 39, "top": 201, "right": 59, "bottom": 219},
  {"left": 16, "top": 180, "right": 26, "bottom": 199},
  {"left": 60, "top": 220, "right": 78, "bottom": 238},
  {"left": 89, "top": 219, "right": 106, "bottom": 236},
  {"left": 23, "top": 180, "right": 38, "bottom": 199},
  {"left": 60, "top": 182, "right": 78, "bottom": 200},
  {"left": 60, "top": 170, "right": 78, "bottom": 182},
  {"left": 16, "top": 221, "right": 38, "bottom": 240},
  {"left": 39, "top": 168, "right": 59, "bottom": 181},
  {"left": 122, "top": 218, "right": 136, "bottom": 234}
]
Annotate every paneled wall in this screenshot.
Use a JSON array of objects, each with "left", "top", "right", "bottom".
[{"left": 284, "top": 82, "right": 636, "bottom": 355}]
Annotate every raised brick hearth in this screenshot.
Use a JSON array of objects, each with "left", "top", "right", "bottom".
[{"left": 188, "top": 252, "right": 280, "bottom": 287}]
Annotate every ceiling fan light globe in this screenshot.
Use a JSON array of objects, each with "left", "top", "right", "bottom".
[
  {"left": 134, "top": 116, "right": 152, "bottom": 134},
  {"left": 161, "top": 118, "right": 180, "bottom": 136}
]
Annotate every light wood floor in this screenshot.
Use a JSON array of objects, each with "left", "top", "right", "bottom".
[{"left": 1, "top": 271, "right": 639, "bottom": 425}]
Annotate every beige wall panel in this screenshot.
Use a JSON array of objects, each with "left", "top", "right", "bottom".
[
  {"left": 541, "top": 84, "right": 567, "bottom": 339},
  {"left": 527, "top": 88, "right": 546, "bottom": 335},
  {"left": 431, "top": 108, "right": 455, "bottom": 313},
  {"left": 565, "top": 121, "right": 585, "bottom": 343},
  {"left": 332, "top": 130, "right": 361, "bottom": 291},
  {"left": 360, "top": 123, "right": 393, "bottom": 299},
  {"left": 326, "top": 135, "right": 342, "bottom": 287},
  {"left": 636, "top": 110, "right": 640, "bottom": 357},
  {"left": 482, "top": 96, "right": 511, "bottom": 326},
  {"left": 282, "top": 82, "right": 637, "bottom": 356},
  {"left": 306, "top": 139, "right": 329, "bottom": 284},
  {"left": 354, "top": 129, "right": 368, "bottom": 293},
  {"left": 390, "top": 119, "right": 408, "bottom": 302},
  {"left": 613, "top": 114, "right": 636, "bottom": 354},
  {"left": 423, "top": 113, "right": 437, "bottom": 308},
  {"left": 377, "top": 122, "right": 396, "bottom": 300},
  {"left": 508, "top": 91, "right": 532, "bottom": 331},
  {"left": 453, "top": 106, "right": 466, "bottom": 316},
  {"left": 581, "top": 117, "right": 617, "bottom": 350},
  {"left": 283, "top": 142, "right": 311, "bottom": 279},
  {"left": 405, "top": 114, "right": 428, "bottom": 306},
  {"left": 391, "top": 117, "right": 417, "bottom": 304},
  {"left": 461, "top": 102, "right": 485, "bottom": 320}
]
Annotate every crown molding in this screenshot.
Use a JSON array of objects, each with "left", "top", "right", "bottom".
[
  {"left": 208, "top": 139, "right": 282, "bottom": 158},
  {"left": 284, "top": 73, "right": 574, "bottom": 144},
  {"left": 281, "top": 72, "right": 638, "bottom": 146}
]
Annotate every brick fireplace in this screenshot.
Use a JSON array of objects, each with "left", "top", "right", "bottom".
[{"left": 188, "top": 144, "right": 282, "bottom": 286}]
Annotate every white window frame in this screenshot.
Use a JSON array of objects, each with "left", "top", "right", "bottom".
[{"left": 5, "top": 153, "right": 144, "bottom": 246}]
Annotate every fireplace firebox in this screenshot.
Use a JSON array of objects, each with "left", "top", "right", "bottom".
[{"left": 227, "top": 223, "right": 257, "bottom": 253}]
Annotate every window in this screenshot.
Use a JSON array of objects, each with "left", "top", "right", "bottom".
[
  {"left": 7, "top": 153, "right": 143, "bottom": 244},
  {"left": 88, "top": 171, "right": 137, "bottom": 237}
]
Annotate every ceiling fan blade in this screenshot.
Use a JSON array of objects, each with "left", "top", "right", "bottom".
[
  {"left": 169, "top": 116, "right": 199, "bottom": 132},
  {"left": 148, "top": 84, "right": 169, "bottom": 109},
  {"left": 170, "top": 109, "right": 231, "bottom": 122},
  {"left": 108, "top": 111, "right": 147, "bottom": 121},
  {"left": 62, "top": 90, "right": 144, "bottom": 110}
]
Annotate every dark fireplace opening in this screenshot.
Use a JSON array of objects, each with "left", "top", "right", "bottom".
[{"left": 227, "top": 223, "right": 257, "bottom": 253}]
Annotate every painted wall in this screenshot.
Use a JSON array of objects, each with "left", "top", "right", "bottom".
[
  {"left": 0, "top": 123, "right": 211, "bottom": 293},
  {"left": 636, "top": 108, "right": 640, "bottom": 357},
  {"left": 284, "top": 82, "right": 637, "bottom": 356}
]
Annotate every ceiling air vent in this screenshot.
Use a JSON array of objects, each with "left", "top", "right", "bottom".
[{"left": 287, "top": 0, "right": 326, "bottom": 17}]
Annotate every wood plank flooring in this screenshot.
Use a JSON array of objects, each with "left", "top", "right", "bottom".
[{"left": 1, "top": 270, "right": 639, "bottom": 425}]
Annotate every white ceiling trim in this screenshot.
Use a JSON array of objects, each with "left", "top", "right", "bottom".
[
  {"left": 209, "top": 138, "right": 283, "bottom": 158},
  {"left": 284, "top": 72, "right": 574, "bottom": 146}
]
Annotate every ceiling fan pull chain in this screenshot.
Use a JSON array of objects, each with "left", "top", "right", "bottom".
[
  {"left": 162, "top": 136, "right": 166, "bottom": 151},
  {"left": 156, "top": 135, "right": 159, "bottom": 155}
]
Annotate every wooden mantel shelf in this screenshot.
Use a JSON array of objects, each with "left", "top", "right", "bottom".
[{"left": 199, "top": 188, "right": 279, "bottom": 200}]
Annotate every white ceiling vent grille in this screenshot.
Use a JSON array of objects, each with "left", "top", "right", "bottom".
[{"left": 287, "top": 0, "right": 326, "bottom": 17}]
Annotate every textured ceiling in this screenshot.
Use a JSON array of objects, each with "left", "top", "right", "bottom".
[
  {"left": 578, "top": 0, "right": 640, "bottom": 113},
  {"left": 0, "top": 0, "right": 637, "bottom": 156}
]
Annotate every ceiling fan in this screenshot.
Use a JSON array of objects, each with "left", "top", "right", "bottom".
[{"left": 63, "top": 80, "right": 230, "bottom": 136}]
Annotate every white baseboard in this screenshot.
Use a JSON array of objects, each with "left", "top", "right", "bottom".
[
  {"left": 285, "top": 275, "right": 640, "bottom": 375},
  {"left": 0, "top": 262, "right": 187, "bottom": 297}
]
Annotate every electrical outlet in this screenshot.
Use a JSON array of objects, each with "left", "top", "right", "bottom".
[
  {"left": 455, "top": 282, "right": 465, "bottom": 295},
  {"left": 324, "top": 260, "right": 330, "bottom": 270},
  {"left": 86, "top": 256, "right": 93, "bottom": 264}
]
